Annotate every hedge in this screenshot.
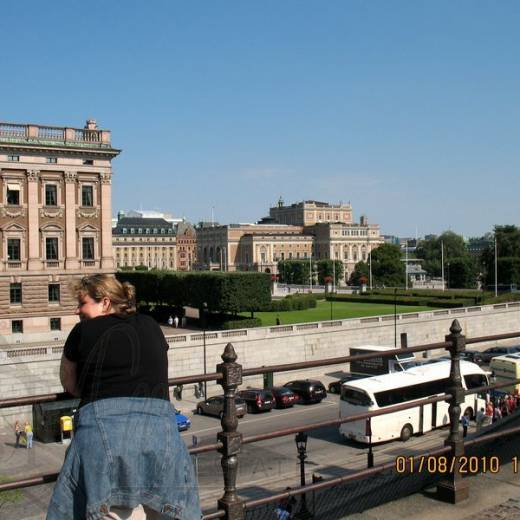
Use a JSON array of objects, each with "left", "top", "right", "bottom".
[
  {"left": 326, "top": 293, "right": 472, "bottom": 308},
  {"left": 222, "top": 318, "right": 262, "bottom": 330},
  {"left": 116, "top": 270, "right": 272, "bottom": 313},
  {"left": 268, "top": 293, "right": 319, "bottom": 312}
]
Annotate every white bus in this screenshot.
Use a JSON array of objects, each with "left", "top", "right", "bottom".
[{"left": 339, "top": 360, "right": 488, "bottom": 443}]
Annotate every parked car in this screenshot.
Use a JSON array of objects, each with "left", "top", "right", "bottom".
[
  {"left": 237, "top": 389, "right": 274, "bottom": 413},
  {"left": 268, "top": 386, "right": 298, "bottom": 408},
  {"left": 196, "top": 396, "right": 247, "bottom": 419},
  {"left": 460, "top": 350, "right": 484, "bottom": 365},
  {"left": 479, "top": 346, "right": 520, "bottom": 364},
  {"left": 175, "top": 410, "right": 191, "bottom": 431},
  {"left": 283, "top": 379, "right": 327, "bottom": 404},
  {"left": 328, "top": 374, "right": 366, "bottom": 394}
]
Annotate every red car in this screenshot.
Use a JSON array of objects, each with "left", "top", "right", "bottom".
[{"left": 269, "top": 386, "right": 298, "bottom": 409}]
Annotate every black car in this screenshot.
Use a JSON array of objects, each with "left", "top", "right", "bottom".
[
  {"left": 268, "top": 386, "right": 298, "bottom": 408},
  {"left": 460, "top": 350, "right": 484, "bottom": 365},
  {"left": 237, "top": 389, "right": 274, "bottom": 413},
  {"left": 479, "top": 346, "right": 520, "bottom": 364},
  {"left": 283, "top": 379, "right": 327, "bottom": 404},
  {"left": 328, "top": 374, "right": 366, "bottom": 394}
]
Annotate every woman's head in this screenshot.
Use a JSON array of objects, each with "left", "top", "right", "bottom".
[{"left": 73, "top": 274, "right": 136, "bottom": 320}]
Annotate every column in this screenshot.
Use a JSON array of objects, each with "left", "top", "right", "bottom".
[
  {"left": 64, "top": 171, "right": 79, "bottom": 269},
  {"left": 26, "top": 170, "right": 42, "bottom": 270},
  {"left": 100, "top": 173, "right": 114, "bottom": 270}
]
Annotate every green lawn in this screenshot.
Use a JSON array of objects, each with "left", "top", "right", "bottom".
[{"left": 244, "top": 300, "right": 438, "bottom": 327}]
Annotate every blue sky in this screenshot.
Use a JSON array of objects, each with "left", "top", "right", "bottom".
[{"left": 1, "top": 1, "right": 518, "bottom": 237}]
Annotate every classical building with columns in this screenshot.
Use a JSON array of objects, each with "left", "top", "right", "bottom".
[
  {"left": 196, "top": 200, "right": 383, "bottom": 281},
  {"left": 0, "top": 119, "right": 119, "bottom": 342}
]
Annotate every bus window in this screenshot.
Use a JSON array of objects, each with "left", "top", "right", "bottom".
[
  {"left": 341, "top": 388, "right": 372, "bottom": 406},
  {"left": 464, "top": 374, "right": 488, "bottom": 389}
]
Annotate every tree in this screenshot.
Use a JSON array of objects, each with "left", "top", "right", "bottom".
[
  {"left": 370, "top": 243, "right": 406, "bottom": 287},
  {"left": 447, "top": 257, "right": 478, "bottom": 289},
  {"left": 416, "top": 231, "right": 469, "bottom": 278},
  {"left": 349, "top": 261, "right": 369, "bottom": 286},
  {"left": 316, "top": 260, "right": 344, "bottom": 285},
  {"left": 277, "top": 260, "right": 314, "bottom": 285},
  {"left": 482, "top": 225, "right": 520, "bottom": 286}
]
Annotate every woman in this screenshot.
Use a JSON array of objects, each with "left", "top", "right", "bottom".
[{"left": 47, "top": 274, "right": 201, "bottom": 520}]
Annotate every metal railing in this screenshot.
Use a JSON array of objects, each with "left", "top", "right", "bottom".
[{"left": 2, "top": 319, "right": 520, "bottom": 519}]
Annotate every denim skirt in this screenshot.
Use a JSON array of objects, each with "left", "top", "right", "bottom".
[{"left": 47, "top": 398, "right": 202, "bottom": 520}]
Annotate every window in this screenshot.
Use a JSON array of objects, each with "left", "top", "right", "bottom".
[
  {"left": 47, "top": 157, "right": 58, "bottom": 164},
  {"left": 50, "top": 318, "right": 61, "bottom": 331},
  {"left": 6, "top": 184, "right": 20, "bottom": 205},
  {"left": 82, "top": 237, "right": 95, "bottom": 259},
  {"left": 45, "top": 184, "right": 57, "bottom": 206},
  {"left": 7, "top": 238, "right": 21, "bottom": 261},
  {"left": 81, "top": 185, "right": 93, "bottom": 206},
  {"left": 341, "top": 388, "right": 372, "bottom": 406},
  {"left": 46, "top": 237, "right": 59, "bottom": 260},
  {"left": 12, "top": 320, "right": 23, "bottom": 333},
  {"left": 8, "top": 155, "right": 19, "bottom": 162},
  {"left": 10, "top": 283, "right": 22, "bottom": 304},
  {"left": 83, "top": 159, "right": 94, "bottom": 165},
  {"left": 48, "top": 284, "right": 60, "bottom": 303}
]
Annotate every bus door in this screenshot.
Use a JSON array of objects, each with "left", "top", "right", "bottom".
[
  {"left": 419, "top": 403, "right": 437, "bottom": 433},
  {"left": 431, "top": 401, "right": 437, "bottom": 429}
]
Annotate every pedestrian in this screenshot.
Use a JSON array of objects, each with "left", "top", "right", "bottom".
[
  {"left": 461, "top": 414, "right": 470, "bottom": 438},
  {"left": 493, "top": 404, "right": 502, "bottom": 423},
  {"left": 275, "top": 487, "right": 296, "bottom": 519},
  {"left": 47, "top": 274, "right": 201, "bottom": 519},
  {"left": 167, "top": 315, "right": 173, "bottom": 327},
  {"left": 476, "top": 408, "right": 486, "bottom": 431},
  {"left": 485, "top": 400, "right": 494, "bottom": 418},
  {"left": 14, "top": 420, "right": 22, "bottom": 448},
  {"left": 181, "top": 316, "right": 187, "bottom": 328},
  {"left": 24, "top": 421, "right": 33, "bottom": 449},
  {"left": 173, "top": 315, "right": 179, "bottom": 328},
  {"left": 276, "top": 316, "right": 281, "bottom": 326}
]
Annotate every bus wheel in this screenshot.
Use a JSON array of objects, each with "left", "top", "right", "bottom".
[
  {"left": 463, "top": 407, "right": 474, "bottom": 420},
  {"left": 400, "top": 424, "right": 413, "bottom": 442}
]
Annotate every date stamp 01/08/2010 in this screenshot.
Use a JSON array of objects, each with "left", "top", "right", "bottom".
[{"left": 395, "top": 455, "right": 520, "bottom": 475}]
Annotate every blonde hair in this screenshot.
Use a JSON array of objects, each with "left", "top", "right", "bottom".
[{"left": 73, "top": 274, "right": 136, "bottom": 315}]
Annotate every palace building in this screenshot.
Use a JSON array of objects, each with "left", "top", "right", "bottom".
[{"left": 0, "top": 119, "right": 120, "bottom": 342}]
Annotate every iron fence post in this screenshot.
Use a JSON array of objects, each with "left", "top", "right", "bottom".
[
  {"left": 437, "top": 319, "right": 469, "bottom": 503},
  {"left": 217, "top": 343, "right": 245, "bottom": 520}
]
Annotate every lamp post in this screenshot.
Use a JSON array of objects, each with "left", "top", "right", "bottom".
[
  {"left": 294, "top": 432, "right": 312, "bottom": 519},
  {"left": 202, "top": 302, "right": 208, "bottom": 398},
  {"left": 495, "top": 234, "right": 498, "bottom": 297},
  {"left": 394, "top": 287, "right": 397, "bottom": 348}
]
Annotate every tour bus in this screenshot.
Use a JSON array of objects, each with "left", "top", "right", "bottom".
[
  {"left": 339, "top": 360, "right": 488, "bottom": 443},
  {"left": 489, "top": 354, "right": 520, "bottom": 394}
]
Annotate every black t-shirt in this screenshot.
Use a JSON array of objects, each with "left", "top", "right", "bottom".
[{"left": 64, "top": 313, "right": 169, "bottom": 406}]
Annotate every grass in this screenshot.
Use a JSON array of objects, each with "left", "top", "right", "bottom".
[{"left": 243, "top": 300, "right": 438, "bottom": 327}]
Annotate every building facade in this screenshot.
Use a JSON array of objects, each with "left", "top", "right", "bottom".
[
  {"left": 0, "top": 119, "right": 119, "bottom": 342},
  {"left": 113, "top": 216, "right": 177, "bottom": 270},
  {"left": 197, "top": 201, "right": 383, "bottom": 282},
  {"left": 269, "top": 198, "right": 353, "bottom": 226},
  {"left": 176, "top": 221, "right": 197, "bottom": 271}
]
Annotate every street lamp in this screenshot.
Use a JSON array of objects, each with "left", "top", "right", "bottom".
[
  {"left": 394, "top": 288, "right": 397, "bottom": 348},
  {"left": 294, "top": 432, "right": 312, "bottom": 519},
  {"left": 202, "top": 302, "right": 208, "bottom": 398}
]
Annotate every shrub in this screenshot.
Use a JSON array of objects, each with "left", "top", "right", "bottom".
[{"left": 222, "top": 318, "right": 262, "bottom": 330}]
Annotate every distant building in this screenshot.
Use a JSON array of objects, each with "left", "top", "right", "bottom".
[
  {"left": 113, "top": 216, "right": 176, "bottom": 270},
  {"left": 196, "top": 200, "right": 383, "bottom": 281},
  {"left": 0, "top": 119, "right": 120, "bottom": 341},
  {"left": 176, "top": 221, "right": 197, "bottom": 271},
  {"left": 269, "top": 198, "right": 352, "bottom": 226}
]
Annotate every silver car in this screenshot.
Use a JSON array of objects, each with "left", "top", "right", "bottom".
[{"left": 196, "top": 396, "right": 247, "bottom": 419}]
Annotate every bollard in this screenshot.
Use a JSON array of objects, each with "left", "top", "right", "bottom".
[
  {"left": 217, "top": 343, "right": 245, "bottom": 520},
  {"left": 437, "top": 319, "right": 469, "bottom": 503}
]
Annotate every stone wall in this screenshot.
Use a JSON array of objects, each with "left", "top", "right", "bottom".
[{"left": 1, "top": 302, "right": 520, "bottom": 427}]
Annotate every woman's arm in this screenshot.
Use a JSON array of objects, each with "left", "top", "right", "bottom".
[{"left": 60, "top": 353, "right": 80, "bottom": 397}]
